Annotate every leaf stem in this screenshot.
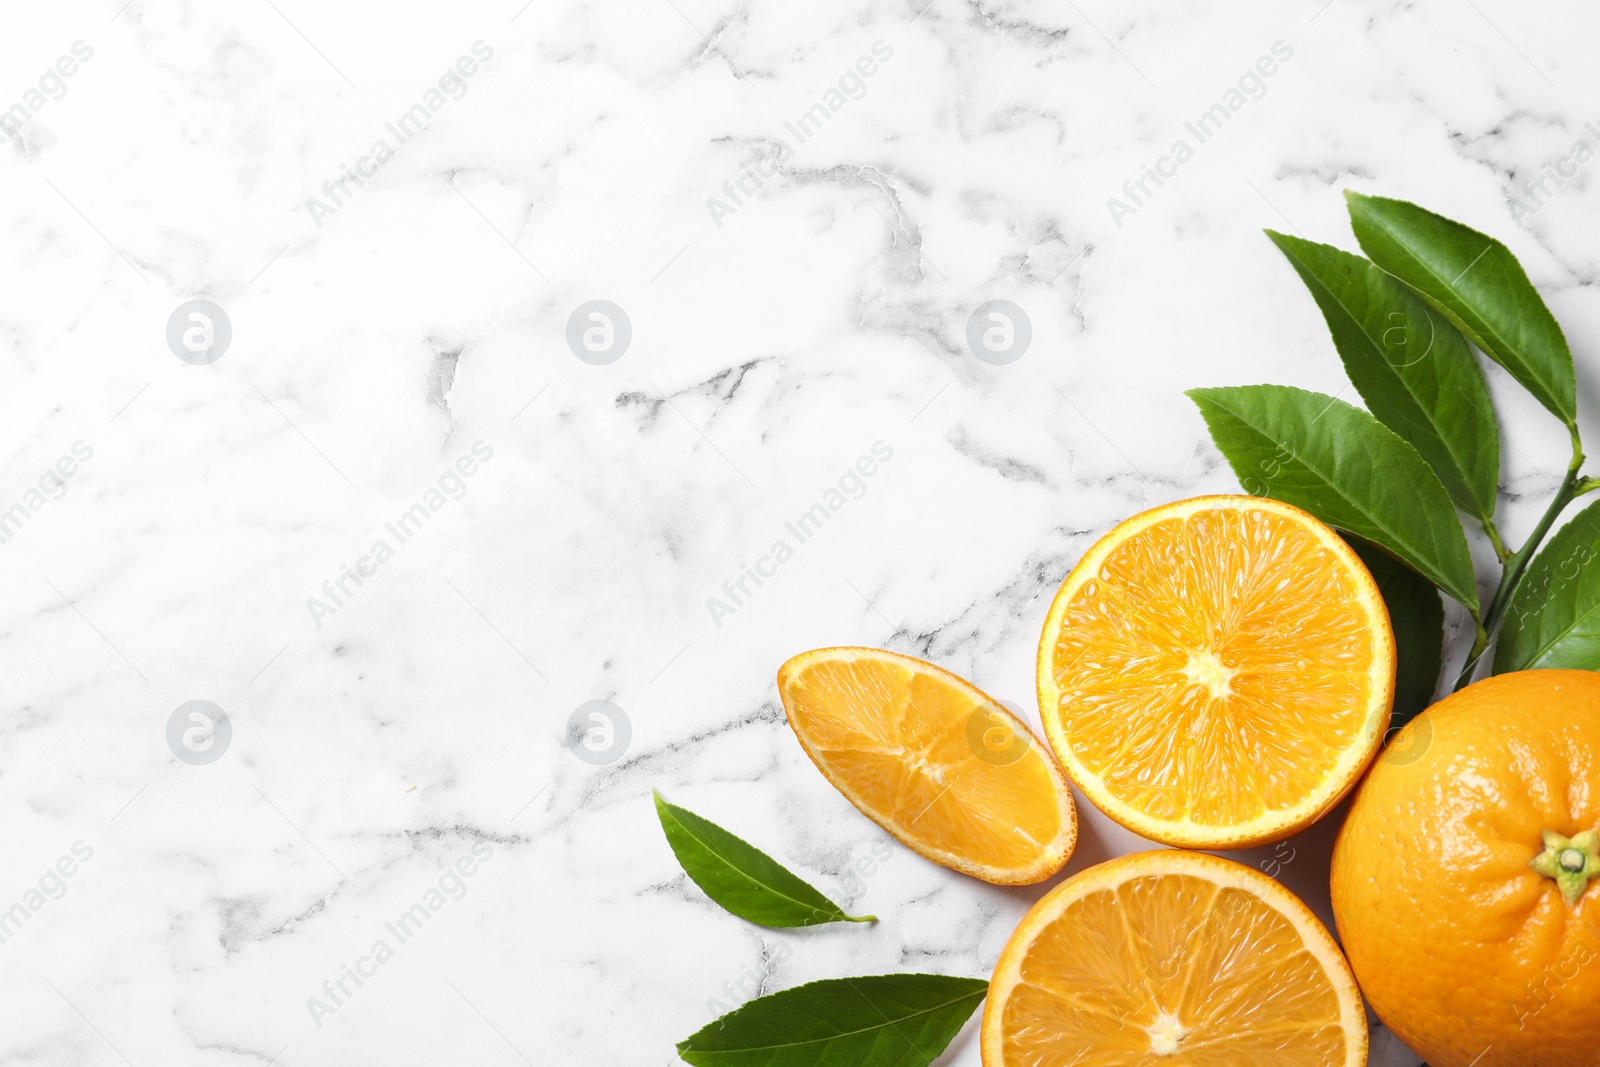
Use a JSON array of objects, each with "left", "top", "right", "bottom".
[
  {"left": 1455, "top": 622, "right": 1489, "bottom": 688},
  {"left": 1453, "top": 439, "right": 1588, "bottom": 690},
  {"left": 1481, "top": 519, "right": 1509, "bottom": 563}
]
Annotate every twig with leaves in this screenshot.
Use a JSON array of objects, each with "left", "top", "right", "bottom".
[{"left": 1194, "top": 191, "right": 1600, "bottom": 725}]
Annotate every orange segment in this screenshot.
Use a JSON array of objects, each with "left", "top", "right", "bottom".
[
  {"left": 1037, "top": 495, "right": 1394, "bottom": 848},
  {"left": 778, "top": 647, "right": 1076, "bottom": 884},
  {"left": 982, "top": 850, "right": 1368, "bottom": 1067}
]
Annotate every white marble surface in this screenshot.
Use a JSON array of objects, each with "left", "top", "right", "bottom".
[{"left": 4, "top": 0, "right": 1600, "bottom": 1063}]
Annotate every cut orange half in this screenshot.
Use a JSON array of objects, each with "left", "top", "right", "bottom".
[
  {"left": 982, "top": 850, "right": 1368, "bottom": 1067},
  {"left": 778, "top": 647, "right": 1076, "bottom": 884},
  {"left": 1037, "top": 495, "right": 1394, "bottom": 848}
]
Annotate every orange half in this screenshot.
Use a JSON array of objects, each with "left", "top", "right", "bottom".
[
  {"left": 778, "top": 647, "right": 1076, "bottom": 884},
  {"left": 1037, "top": 495, "right": 1394, "bottom": 848},
  {"left": 982, "top": 850, "right": 1368, "bottom": 1067}
]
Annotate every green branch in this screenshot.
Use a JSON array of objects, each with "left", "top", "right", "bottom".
[{"left": 1453, "top": 438, "right": 1589, "bottom": 690}]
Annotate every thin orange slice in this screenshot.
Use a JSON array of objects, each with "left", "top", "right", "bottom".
[
  {"left": 1037, "top": 495, "right": 1394, "bottom": 848},
  {"left": 778, "top": 647, "right": 1076, "bottom": 884},
  {"left": 982, "top": 850, "right": 1368, "bottom": 1067}
]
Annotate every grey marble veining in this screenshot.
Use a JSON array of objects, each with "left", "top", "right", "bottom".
[{"left": 3, "top": 1, "right": 1598, "bottom": 1063}]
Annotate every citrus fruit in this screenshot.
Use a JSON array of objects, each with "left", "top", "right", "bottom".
[
  {"left": 777, "top": 647, "right": 1076, "bottom": 884},
  {"left": 982, "top": 849, "right": 1367, "bottom": 1066},
  {"left": 1331, "top": 669, "right": 1600, "bottom": 1067},
  {"left": 1037, "top": 494, "right": 1395, "bottom": 848}
]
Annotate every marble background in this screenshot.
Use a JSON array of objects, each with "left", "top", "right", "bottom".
[{"left": 4, "top": 0, "right": 1599, "bottom": 1063}]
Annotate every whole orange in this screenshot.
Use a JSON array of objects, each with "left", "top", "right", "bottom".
[{"left": 1331, "top": 669, "right": 1600, "bottom": 1067}]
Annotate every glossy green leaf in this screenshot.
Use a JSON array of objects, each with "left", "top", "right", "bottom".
[
  {"left": 654, "top": 790, "right": 873, "bottom": 928},
  {"left": 1347, "top": 537, "right": 1442, "bottom": 728},
  {"left": 1188, "top": 385, "right": 1479, "bottom": 613},
  {"left": 1493, "top": 500, "right": 1600, "bottom": 672},
  {"left": 1265, "top": 230, "right": 1500, "bottom": 524},
  {"left": 1345, "top": 191, "right": 1576, "bottom": 427},
  {"left": 677, "top": 974, "right": 988, "bottom": 1067}
]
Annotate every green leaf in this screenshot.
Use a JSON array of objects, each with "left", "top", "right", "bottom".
[
  {"left": 1345, "top": 190, "right": 1576, "bottom": 427},
  {"left": 677, "top": 974, "right": 987, "bottom": 1067},
  {"left": 654, "top": 790, "right": 873, "bottom": 928},
  {"left": 1493, "top": 500, "right": 1600, "bottom": 672},
  {"left": 1265, "top": 230, "right": 1500, "bottom": 524},
  {"left": 1188, "top": 385, "right": 1479, "bottom": 613},
  {"left": 1347, "top": 537, "right": 1442, "bottom": 728}
]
